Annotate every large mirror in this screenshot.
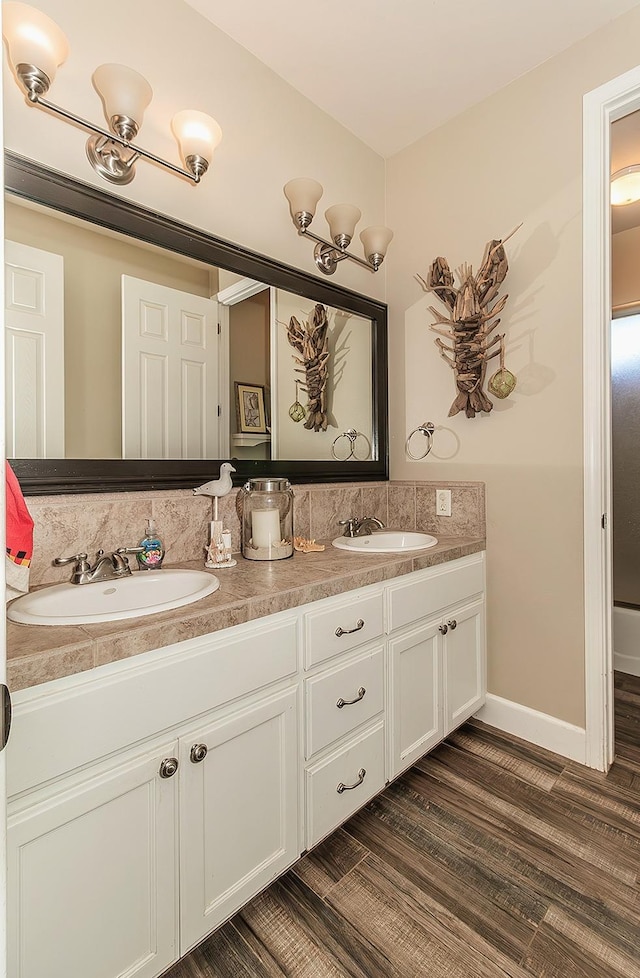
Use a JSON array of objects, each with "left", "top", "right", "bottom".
[{"left": 4, "top": 153, "right": 388, "bottom": 494}]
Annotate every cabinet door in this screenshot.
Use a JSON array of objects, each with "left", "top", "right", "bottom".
[
  {"left": 179, "top": 687, "right": 299, "bottom": 954},
  {"left": 389, "top": 619, "right": 444, "bottom": 779},
  {"left": 8, "top": 741, "right": 179, "bottom": 978},
  {"left": 443, "top": 597, "right": 486, "bottom": 735}
]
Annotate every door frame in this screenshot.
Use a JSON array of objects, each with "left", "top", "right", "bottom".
[{"left": 583, "top": 64, "right": 640, "bottom": 770}]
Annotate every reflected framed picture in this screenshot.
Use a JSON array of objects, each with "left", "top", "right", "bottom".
[{"left": 235, "top": 382, "right": 267, "bottom": 433}]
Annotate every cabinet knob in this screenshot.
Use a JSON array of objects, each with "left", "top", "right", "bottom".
[
  {"left": 335, "top": 618, "right": 364, "bottom": 638},
  {"left": 337, "top": 768, "right": 366, "bottom": 794},
  {"left": 447, "top": 619, "right": 457, "bottom": 630},
  {"left": 336, "top": 686, "right": 366, "bottom": 709},
  {"left": 159, "top": 756, "right": 179, "bottom": 779},
  {"left": 190, "top": 743, "right": 208, "bottom": 764},
  {"left": 438, "top": 623, "right": 448, "bottom": 635}
]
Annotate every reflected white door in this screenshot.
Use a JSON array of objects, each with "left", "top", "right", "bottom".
[
  {"left": 4, "top": 240, "right": 65, "bottom": 458},
  {"left": 122, "top": 276, "right": 219, "bottom": 459}
]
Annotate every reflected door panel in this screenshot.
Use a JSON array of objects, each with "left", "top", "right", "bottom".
[
  {"left": 4, "top": 240, "right": 65, "bottom": 458},
  {"left": 122, "top": 276, "right": 219, "bottom": 459}
]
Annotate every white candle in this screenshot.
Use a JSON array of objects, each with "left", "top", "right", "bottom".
[{"left": 252, "top": 509, "right": 280, "bottom": 549}]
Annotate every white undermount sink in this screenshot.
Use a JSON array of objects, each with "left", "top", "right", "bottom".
[
  {"left": 332, "top": 530, "right": 438, "bottom": 554},
  {"left": 7, "top": 569, "right": 220, "bottom": 626}
]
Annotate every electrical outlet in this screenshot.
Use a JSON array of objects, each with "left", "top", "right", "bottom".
[{"left": 436, "top": 488, "right": 452, "bottom": 517}]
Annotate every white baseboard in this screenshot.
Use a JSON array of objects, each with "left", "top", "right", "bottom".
[
  {"left": 614, "top": 653, "right": 640, "bottom": 678},
  {"left": 476, "top": 694, "right": 586, "bottom": 765}
]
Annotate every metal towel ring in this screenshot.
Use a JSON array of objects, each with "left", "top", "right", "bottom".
[
  {"left": 405, "top": 421, "right": 435, "bottom": 460},
  {"left": 331, "top": 428, "right": 371, "bottom": 461}
]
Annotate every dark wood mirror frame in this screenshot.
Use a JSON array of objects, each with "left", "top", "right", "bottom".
[{"left": 5, "top": 152, "right": 388, "bottom": 495}]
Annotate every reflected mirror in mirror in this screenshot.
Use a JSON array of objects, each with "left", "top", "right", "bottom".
[{"left": 4, "top": 153, "right": 388, "bottom": 493}]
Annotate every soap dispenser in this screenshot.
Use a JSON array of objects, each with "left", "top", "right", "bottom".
[{"left": 137, "top": 518, "right": 165, "bottom": 570}]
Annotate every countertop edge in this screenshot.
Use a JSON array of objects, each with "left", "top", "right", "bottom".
[{"left": 7, "top": 537, "right": 485, "bottom": 691}]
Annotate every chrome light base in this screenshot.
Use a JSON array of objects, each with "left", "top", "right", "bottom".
[
  {"left": 314, "top": 242, "right": 341, "bottom": 276},
  {"left": 185, "top": 154, "right": 208, "bottom": 182},
  {"left": 16, "top": 63, "right": 51, "bottom": 99},
  {"left": 86, "top": 134, "right": 137, "bottom": 185}
]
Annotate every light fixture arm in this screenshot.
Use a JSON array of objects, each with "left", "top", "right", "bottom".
[
  {"left": 299, "top": 226, "right": 377, "bottom": 274},
  {"left": 29, "top": 92, "right": 200, "bottom": 183}
]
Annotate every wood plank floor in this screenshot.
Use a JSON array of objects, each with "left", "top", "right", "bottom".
[{"left": 162, "top": 673, "right": 640, "bottom": 978}]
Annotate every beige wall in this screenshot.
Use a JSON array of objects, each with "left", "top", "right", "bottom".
[
  {"left": 613, "top": 226, "right": 640, "bottom": 306},
  {"left": 2, "top": 0, "right": 386, "bottom": 301},
  {"left": 387, "top": 5, "right": 640, "bottom": 728}
]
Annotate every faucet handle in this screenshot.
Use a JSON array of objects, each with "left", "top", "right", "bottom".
[
  {"left": 53, "top": 552, "right": 89, "bottom": 569},
  {"left": 338, "top": 518, "right": 358, "bottom": 537},
  {"left": 113, "top": 546, "right": 145, "bottom": 572}
]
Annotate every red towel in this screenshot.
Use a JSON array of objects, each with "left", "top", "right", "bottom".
[{"left": 6, "top": 461, "right": 34, "bottom": 597}]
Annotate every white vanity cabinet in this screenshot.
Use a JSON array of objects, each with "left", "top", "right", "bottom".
[
  {"left": 6, "top": 550, "right": 485, "bottom": 978},
  {"left": 387, "top": 553, "right": 486, "bottom": 779},
  {"left": 7, "top": 616, "right": 300, "bottom": 978}
]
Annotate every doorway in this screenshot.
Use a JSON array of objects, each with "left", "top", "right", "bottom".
[{"left": 583, "top": 64, "right": 640, "bottom": 771}]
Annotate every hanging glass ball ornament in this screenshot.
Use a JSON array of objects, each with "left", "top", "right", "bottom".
[{"left": 288, "top": 380, "right": 306, "bottom": 422}]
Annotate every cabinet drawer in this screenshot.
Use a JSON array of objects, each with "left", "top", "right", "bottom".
[
  {"left": 304, "top": 591, "right": 384, "bottom": 669},
  {"left": 305, "top": 721, "right": 385, "bottom": 848},
  {"left": 305, "top": 646, "right": 384, "bottom": 758},
  {"left": 387, "top": 554, "right": 484, "bottom": 632}
]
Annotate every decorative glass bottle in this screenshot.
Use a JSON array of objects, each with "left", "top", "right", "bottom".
[{"left": 240, "top": 478, "right": 294, "bottom": 561}]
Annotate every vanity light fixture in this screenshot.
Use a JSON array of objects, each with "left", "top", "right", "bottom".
[
  {"left": 284, "top": 177, "right": 393, "bottom": 275},
  {"left": 2, "top": 2, "right": 222, "bottom": 186},
  {"left": 611, "top": 165, "right": 640, "bottom": 206}
]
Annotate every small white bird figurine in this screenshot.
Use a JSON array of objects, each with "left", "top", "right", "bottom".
[
  {"left": 194, "top": 463, "right": 236, "bottom": 520},
  {"left": 193, "top": 462, "right": 236, "bottom": 499}
]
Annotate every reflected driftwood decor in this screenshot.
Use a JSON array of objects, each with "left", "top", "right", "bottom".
[
  {"left": 416, "top": 227, "right": 519, "bottom": 418},
  {"left": 287, "top": 303, "right": 330, "bottom": 432}
]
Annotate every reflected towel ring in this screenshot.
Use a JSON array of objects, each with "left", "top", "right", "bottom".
[
  {"left": 405, "top": 421, "right": 435, "bottom": 460},
  {"left": 331, "top": 428, "right": 371, "bottom": 461}
]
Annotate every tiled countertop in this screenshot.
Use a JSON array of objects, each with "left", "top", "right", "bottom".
[{"left": 7, "top": 536, "right": 485, "bottom": 692}]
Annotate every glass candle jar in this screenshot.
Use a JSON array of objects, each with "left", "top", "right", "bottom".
[{"left": 240, "top": 478, "right": 294, "bottom": 561}]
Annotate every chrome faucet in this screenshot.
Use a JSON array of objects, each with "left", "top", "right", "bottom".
[
  {"left": 54, "top": 547, "right": 144, "bottom": 585},
  {"left": 338, "top": 516, "right": 385, "bottom": 538}
]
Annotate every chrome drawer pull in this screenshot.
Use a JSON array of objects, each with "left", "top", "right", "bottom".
[
  {"left": 335, "top": 618, "right": 364, "bottom": 638},
  {"left": 190, "top": 743, "right": 208, "bottom": 763},
  {"left": 337, "top": 768, "right": 366, "bottom": 793},
  {"left": 447, "top": 619, "right": 457, "bottom": 630},
  {"left": 438, "top": 623, "right": 448, "bottom": 635},
  {"left": 159, "top": 757, "right": 179, "bottom": 779},
  {"left": 336, "top": 686, "right": 366, "bottom": 709}
]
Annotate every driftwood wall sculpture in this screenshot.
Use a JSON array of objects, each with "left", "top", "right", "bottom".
[
  {"left": 286, "top": 303, "right": 330, "bottom": 432},
  {"left": 416, "top": 228, "right": 519, "bottom": 418}
]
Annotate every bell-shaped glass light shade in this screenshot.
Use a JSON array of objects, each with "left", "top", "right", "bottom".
[
  {"left": 2, "top": 2, "right": 68, "bottom": 89},
  {"left": 92, "top": 64, "right": 152, "bottom": 131},
  {"left": 611, "top": 165, "right": 640, "bottom": 206},
  {"left": 360, "top": 225, "right": 394, "bottom": 261},
  {"left": 171, "top": 110, "right": 222, "bottom": 167},
  {"left": 325, "top": 203, "right": 361, "bottom": 244},
  {"left": 283, "top": 178, "right": 324, "bottom": 224}
]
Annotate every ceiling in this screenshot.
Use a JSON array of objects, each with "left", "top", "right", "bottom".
[{"left": 185, "top": 0, "right": 640, "bottom": 158}]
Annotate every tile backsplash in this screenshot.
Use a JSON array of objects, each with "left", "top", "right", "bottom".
[{"left": 26, "top": 480, "right": 485, "bottom": 587}]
